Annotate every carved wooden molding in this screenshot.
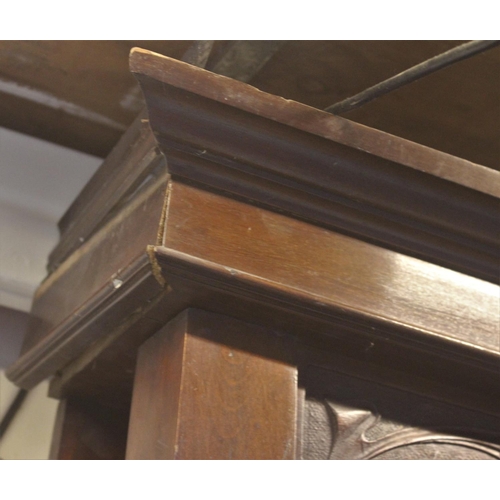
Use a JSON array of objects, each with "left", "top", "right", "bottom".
[
  {"left": 154, "top": 180, "right": 500, "bottom": 369},
  {"left": 320, "top": 401, "right": 500, "bottom": 460},
  {"left": 6, "top": 172, "right": 169, "bottom": 389},
  {"left": 7, "top": 253, "right": 160, "bottom": 389},
  {"left": 302, "top": 365, "right": 500, "bottom": 460},
  {"left": 131, "top": 48, "right": 500, "bottom": 283},
  {"left": 8, "top": 48, "right": 499, "bottom": 415},
  {"left": 49, "top": 110, "right": 166, "bottom": 272},
  {"left": 9, "top": 175, "right": 500, "bottom": 395}
]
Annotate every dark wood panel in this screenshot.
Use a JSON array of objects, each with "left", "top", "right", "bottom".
[
  {"left": 6, "top": 174, "right": 168, "bottom": 389},
  {"left": 131, "top": 47, "right": 499, "bottom": 195},
  {"left": 39, "top": 174, "right": 500, "bottom": 416},
  {"left": 8, "top": 45, "right": 499, "bottom": 427},
  {"left": 48, "top": 247, "right": 500, "bottom": 419},
  {"left": 25, "top": 174, "right": 167, "bottom": 353},
  {"left": 131, "top": 49, "right": 499, "bottom": 282},
  {"left": 8, "top": 130, "right": 498, "bottom": 405},
  {"left": 126, "top": 309, "right": 297, "bottom": 459},
  {"left": 49, "top": 111, "right": 166, "bottom": 271},
  {"left": 161, "top": 181, "right": 499, "bottom": 359},
  {"left": 6, "top": 43, "right": 498, "bottom": 463}
]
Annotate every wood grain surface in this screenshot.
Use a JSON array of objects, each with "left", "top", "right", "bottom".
[
  {"left": 131, "top": 48, "right": 499, "bottom": 195},
  {"left": 49, "top": 110, "right": 166, "bottom": 272},
  {"left": 6, "top": 173, "right": 168, "bottom": 389},
  {"left": 9, "top": 46, "right": 499, "bottom": 441},
  {"left": 23, "top": 174, "right": 167, "bottom": 355},
  {"left": 126, "top": 309, "right": 297, "bottom": 459},
  {"left": 131, "top": 48, "right": 499, "bottom": 282},
  {"left": 46, "top": 175, "right": 497, "bottom": 418},
  {"left": 161, "top": 181, "right": 500, "bottom": 359}
]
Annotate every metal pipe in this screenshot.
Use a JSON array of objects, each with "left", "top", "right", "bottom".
[
  {"left": 325, "top": 40, "right": 500, "bottom": 115},
  {"left": 0, "top": 389, "right": 27, "bottom": 442}
]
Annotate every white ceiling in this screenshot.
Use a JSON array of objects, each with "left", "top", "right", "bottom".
[{"left": 0, "top": 126, "right": 101, "bottom": 312}]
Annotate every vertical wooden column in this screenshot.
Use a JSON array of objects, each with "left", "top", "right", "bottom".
[{"left": 126, "top": 308, "right": 298, "bottom": 459}]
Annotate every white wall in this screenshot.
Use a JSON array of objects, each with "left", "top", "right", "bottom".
[
  {"left": 0, "top": 371, "right": 59, "bottom": 459},
  {"left": 0, "top": 126, "right": 102, "bottom": 459},
  {"left": 0, "top": 126, "right": 101, "bottom": 311}
]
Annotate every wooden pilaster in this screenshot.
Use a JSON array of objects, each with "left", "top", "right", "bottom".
[{"left": 126, "top": 309, "right": 298, "bottom": 459}]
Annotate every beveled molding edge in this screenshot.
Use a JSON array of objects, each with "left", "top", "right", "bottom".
[
  {"left": 6, "top": 253, "right": 159, "bottom": 390},
  {"left": 153, "top": 246, "right": 500, "bottom": 374},
  {"left": 48, "top": 111, "right": 167, "bottom": 273},
  {"left": 130, "top": 48, "right": 499, "bottom": 197},
  {"left": 130, "top": 49, "right": 499, "bottom": 283}
]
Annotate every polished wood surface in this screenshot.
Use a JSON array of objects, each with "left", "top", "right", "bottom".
[
  {"left": 161, "top": 180, "right": 499, "bottom": 359},
  {"left": 131, "top": 47, "right": 499, "bottom": 194},
  {"left": 10, "top": 175, "right": 498, "bottom": 409},
  {"left": 7, "top": 45, "right": 499, "bottom": 459},
  {"left": 10, "top": 47, "right": 498, "bottom": 392},
  {"left": 8, "top": 174, "right": 167, "bottom": 389},
  {"left": 30, "top": 175, "right": 165, "bottom": 350},
  {"left": 126, "top": 309, "right": 297, "bottom": 459},
  {"left": 132, "top": 48, "right": 499, "bottom": 283},
  {"left": 49, "top": 109, "right": 166, "bottom": 272},
  {"left": 48, "top": 249, "right": 500, "bottom": 419}
]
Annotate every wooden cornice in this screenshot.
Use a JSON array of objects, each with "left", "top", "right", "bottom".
[
  {"left": 7, "top": 253, "right": 160, "bottom": 389},
  {"left": 48, "top": 109, "right": 166, "bottom": 272},
  {"left": 45, "top": 178, "right": 500, "bottom": 415},
  {"left": 6, "top": 173, "right": 168, "bottom": 389},
  {"left": 156, "top": 180, "right": 500, "bottom": 369},
  {"left": 131, "top": 48, "right": 500, "bottom": 283},
  {"left": 130, "top": 48, "right": 499, "bottom": 196},
  {"left": 7, "top": 49, "right": 499, "bottom": 412},
  {"left": 154, "top": 245, "right": 500, "bottom": 370},
  {"left": 8, "top": 174, "right": 499, "bottom": 398}
]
